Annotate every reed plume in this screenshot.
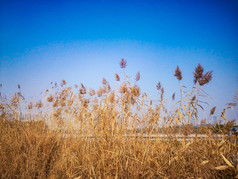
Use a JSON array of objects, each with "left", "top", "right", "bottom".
[
  {"left": 61, "top": 79, "right": 67, "bottom": 87},
  {"left": 79, "top": 83, "right": 87, "bottom": 94},
  {"left": 36, "top": 100, "right": 43, "bottom": 109},
  {"left": 198, "top": 71, "right": 213, "bottom": 86},
  {"left": 89, "top": 88, "right": 96, "bottom": 96},
  {"left": 174, "top": 66, "right": 182, "bottom": 80},
  {"left": 193, "top": 64, "right": 213, "bottom": 86},
  {"left": 27, "top": 102, "right": 33, "bottom": 109},
  {"left": 210, "top": 106, "right": 216, "bottom": 116},
  {"left": 130, "top": 85, "right": 140, "bottom": 97},
  {"left": 135, "top": 72, "right": 140, "bottom": 81},
  {"left": 115, "top": 73, "right": 120, "bottom": 81},
  {"left": 193, "top": 64, "right": 204, "bottom": 84},
  {"left": 47, "top": 95, "right": 54, "bottom": 102},
  {"left": 102, "top": 78, "right": 107, "bottom": 85},
  {"left": 172, "top": 93, "right": 175, "bottom": 101},
  {"left": 120, "top": 58, "right": 127, "bottom": 68},
  {"left": 156, "top": 82, "right": 162, "bottom": 90}
]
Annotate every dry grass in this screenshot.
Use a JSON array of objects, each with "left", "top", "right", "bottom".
[{"left": 0, "top": 60, "right": 237, "bottom": 178}]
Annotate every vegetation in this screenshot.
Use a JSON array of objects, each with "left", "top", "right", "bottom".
[{"left": 0, "top": 59, "right": 237, "bottom": 178}]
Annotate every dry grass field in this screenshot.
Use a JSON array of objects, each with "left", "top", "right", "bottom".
[{"left": 0, "top": 59, "right": 237, "bottom": 178}]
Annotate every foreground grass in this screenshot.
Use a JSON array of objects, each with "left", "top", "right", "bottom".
[{"left": 0, "top": 119, "right": 237, "bottom": 178}]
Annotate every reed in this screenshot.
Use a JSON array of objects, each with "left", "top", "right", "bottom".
[{"left": 0, "top": 59, "right": 237, "bottom": 178}]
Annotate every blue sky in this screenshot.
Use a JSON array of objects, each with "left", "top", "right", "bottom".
[{"left": 0, "top": 0, "right": 238, "bottom": 120}]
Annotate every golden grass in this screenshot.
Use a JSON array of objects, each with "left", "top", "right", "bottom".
[{"left": 0, "top": 60, "right": 237, "bottom": 178}]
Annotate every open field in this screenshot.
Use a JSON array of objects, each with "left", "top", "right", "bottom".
[{"left": 1, "top": 61, "right": 238, "bottom": 178}]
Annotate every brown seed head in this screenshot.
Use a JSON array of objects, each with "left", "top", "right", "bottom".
[
  {"left": 53, "top": 109, "right": 62, "bottom": 118},
  {"left": 174, "top": 66, "right": 182, "bottom": 80},
  {"left": 210, "top": 106, "right": 216, "bottom": 116},
  {"left": 97, "top": 86, "right": 106, "bottom": 97},
  {"left": 89, "top": 88, "right": 96, "bottom": 96},
  {"left": 18, "top": 84, "right": 21, "bottom": 89},
  {"left": 102, "top": 78, "right": 107, "bottom": 85},
  {"left": 106, "top": 84, "right": 111, "bottom": 92},
  {"left": 109, "top": 92, "right": 115, "bottom": 103},
  {"left": 82, "top": 99, "right": 89, "bottom": 108},
  {"left": 120, "top": 58, "right": 127, "bottom": 68},
  {"left": 119, "top": 83, "right": 128, "bottom": 94},
  {"left": 198, "top": 71, "right": 213, "bottom": 86},
  {"left": 47, "top": 95, "right": 54, "bottom": 102},
  {"left": 135, "top": 72, "right": 140, "bottom": 81},
  {"left": 161, "top": 87, "right": 164, "bottom": 94},
  {"left": 130, "top": 97, "right": 136, "bottom": 104},
  {"left": 130, "top": 85, "right": 140, "bottom": 97},
  {"left": 79, "top": 83, "right": 87, "bottom": 94},
  {"left": 11, "top": 94, "right": 20, "bottom": 108},
  {"left": 193, "top": 64, "right": 204, "bottom": 84},
  {"left": 61, "top": 79, "right": 67, "bottom": 87},
  {"left": 172, "top": 93, "right": 175, "bottom": 101},
  {"left": 115, "top": 73, "right": 120, "bottom": 81},
  {"left": 36, "top": 100, "right": 43, "bottom": 109},
  {"left": 156, "top": 82, "right": 162, "bottom": 90},
  {"left": 53, "top": 100, "right": 59, "bottom": 108},
  {"left": 28, "top": 102, "right": 33, "bottom": 109}
]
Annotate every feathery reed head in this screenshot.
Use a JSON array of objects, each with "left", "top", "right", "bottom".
[
  {"left": 102, "top": 78, "right": 107, "bottom": 85},
  {"left": 161, "top": 87, "right": 164, "bottom": 94},
  {"left": 198, "top": 71, "right": 213, "bottom": 86},
  {"left": 97, "top": 86, "right": 106, "bottom": 97},
  {"left": 156, "top": 82, "right": 162, "bottom": 90},
  {"left": 61, "top": 79, "right": 67, "bottom": 87},
  {"left": 27, "top": 102, "right": 33, "bottom": 109},
  {"left": 210, "top": 106, "right": 216, "bottom": 116},
  {"left": 172, "top": 93, "right": 175, "bottom": 101},
  {"left": 109, "top": 92, "right": 115, "bottom": 103},
  {"left": 115, "top": 73, "right": 120, "bottom": 81},
  {"left": 79, "top": 83, "right": 87, "bottom": 94},
  {"left": 102, "top": 78, "right": 111, "bottom": 92},
  {"left": 130, "top": 85, "right": 140, "bottom": 97},
  {"left": 47, "top": 95, "right": 54, "bottom": 102},
  {"left": 193, "top": 64, "right": 204, "bottom": 84},
  {"left": 174, "top": 66, "right": 182, "bottom": 81},
  {"left": 135, "top": 72, "right": 140, "bottom": 81},
  {"left": 89, "top": 88, "right": 96, "bottom": 96},
  {"left": 120, "top": 58, "right": 127, "bottom": 68},
  {"left": 36, "top": 100, "right": 43, "bottom": 109},
  {"left": 193, "top": 64, "right": 213, "bottom": 86}
]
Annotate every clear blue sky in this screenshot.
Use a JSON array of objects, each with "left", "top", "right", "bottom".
[{"left": 0, "top": 0, "right": 238, "bottom": 121}]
